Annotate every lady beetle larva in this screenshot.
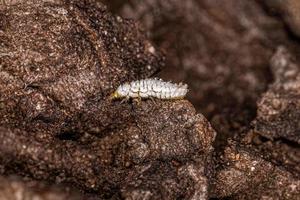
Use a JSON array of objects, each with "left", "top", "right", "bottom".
[{"left": 111, "top": 78, "right": 188, "bottom": 100}]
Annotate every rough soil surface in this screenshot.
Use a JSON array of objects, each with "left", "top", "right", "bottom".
[
  {"left": 0, "top": 0, "right": 163, "bottom": 138},
  {"left": 0, "top": 1, "right": 216, "bottom": 199},
  {"left": 0, "top": 175, "right": 83, "bottom": 200},
  {"left": 254, "top": 47, "right": 300, "bottom": 144},
  {"left": 211, "top": 143, "right": 300, "bottom": 199},
  {"left": 0, "top": 0, "right": 299, "bottom": 199},
  {"left": 243, "top": 47, "right": 300, "bottom": 177},
  {"left": 0, "top": 101, "right": 216, "bottom": 199}
]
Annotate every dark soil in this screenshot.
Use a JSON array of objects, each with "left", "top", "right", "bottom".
[{"left": 0, "top": 0, "right": 299, "bottom": 199}]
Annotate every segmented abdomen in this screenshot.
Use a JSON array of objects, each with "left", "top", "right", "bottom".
[{"left": 115, "top": 78, "right": 188, "bottom": 99}]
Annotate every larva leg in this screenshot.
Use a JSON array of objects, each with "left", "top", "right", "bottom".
[
  {"left": 133, "top": 96, "right": 142, "bottom": 106},
  {"left": 149, "top": 97, "right": 157, "bottom": 105},
  {"left": 120, "top": 96, "right": 130, "bottom": 104},
  {"left": 133, "top": 98, "right": 142, "bottom": 106}
]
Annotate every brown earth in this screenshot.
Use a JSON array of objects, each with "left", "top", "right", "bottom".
[{"left": 0, "top": 0, "right": 299, "bottom": 199}]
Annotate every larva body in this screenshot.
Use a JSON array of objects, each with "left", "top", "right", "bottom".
[{"left": 111, "top": 78, "right": 188, "bottom": 100}]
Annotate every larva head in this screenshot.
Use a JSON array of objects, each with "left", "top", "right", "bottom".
[
  {"left": 110, "top": 83, "right": 130, "bottom": 99},
  {"left": 110, "top": 91, "right": 122, "bottom": 99}
]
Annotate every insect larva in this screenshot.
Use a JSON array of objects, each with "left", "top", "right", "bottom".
[{"left": 111, "top": 78, "right": 188, "bottom": 100}]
